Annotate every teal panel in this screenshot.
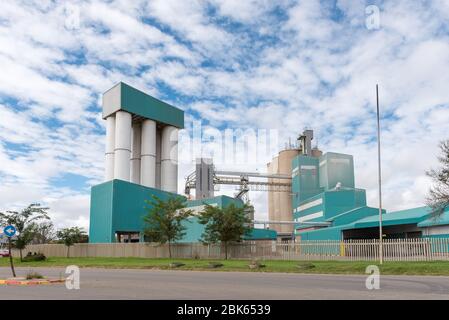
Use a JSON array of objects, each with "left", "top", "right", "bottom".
[
  {"left": 180, "top": 196, "right": 244, "bottom": 243},
  {"left": 330, "top": 206, "right": 382, "bottom": 226},
  {"left": 293, "top": 189, "right": 368, "bottom": 224},
  {"left": 298, "top": 226, "right": 343, "bottom": 241},
  {"left": 291, "top": 155, "right": 323, "bottom": 207},
  {"left": 244, "top": 228, "right": 277, "bottom": 240},
  {"left": 89, "top": 181, "right": 114, "bottom": 243},
  {"left": 179, "top": 216, "right": 205, "bottom": 243},
  {"left": 323, "top": 189, "right": 367, "bottom": 219},
  {"left": 103, "top": 82, "right": 184, "bottom": 128},
  {"left": 186, "top": 195, "right": 243, "bottom": 209},
  {"left": 111, "top": 180, "right": 183, "bottom": 234},
  {"left": 293, "top": 193, "right": 325, "bottom": 223},
  {"left": 319, "top": 152, "right": 355, "bottom": 190},
  {"left": 89, "top": 179, "right": 183, "bottom": 243}
]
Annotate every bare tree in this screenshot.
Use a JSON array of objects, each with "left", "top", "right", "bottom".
[
  {"left": 427, "top": 140, "right": 449, "bottom": 218},
  {"left": 32, "top": 221, "right": 56, "bottom": 244}
]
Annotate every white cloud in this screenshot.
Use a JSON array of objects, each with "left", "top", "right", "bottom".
[{"left": 0, "top": 0, "right": 448, "bottom": 232}]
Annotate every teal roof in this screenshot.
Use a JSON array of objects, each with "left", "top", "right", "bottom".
[
  {"left": 418, "top": 207, "right": 449, "bottom": 227},
  {"left": 349, "top": 206, "right": 432, "bottom": 229},
  {"left": 326, "top": 206, "right": 382, "bottom": 226},
  {"left": 102, "top": 82, "right": 184, "bottom": 128},
  {"left": 186, "top": 195, "right": 243, "bottom": 208}
]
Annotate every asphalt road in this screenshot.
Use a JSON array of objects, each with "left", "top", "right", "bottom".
[{"left": 1, "top": 267, "right": 449, "bottom": 299}]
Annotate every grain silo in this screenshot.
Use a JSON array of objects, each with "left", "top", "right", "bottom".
[{"left": 278, "top": 149, "right": 299, "bottom": 233}]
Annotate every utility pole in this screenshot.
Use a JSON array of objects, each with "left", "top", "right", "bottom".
[{"left": 376, "top": 84, "right": 383, "bottom": 265}]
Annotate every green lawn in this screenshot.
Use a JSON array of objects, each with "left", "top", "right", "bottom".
[{"left": 2, "top": 257, "right": 449, "bottom": 275}]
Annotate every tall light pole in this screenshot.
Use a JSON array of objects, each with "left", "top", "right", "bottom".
[{"left": 376, "top": 84, "right": 383, "bottom": 264}]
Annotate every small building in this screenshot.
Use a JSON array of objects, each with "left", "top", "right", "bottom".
[{"left": 297, "top": 205, "right": 449, "bottom": 241}]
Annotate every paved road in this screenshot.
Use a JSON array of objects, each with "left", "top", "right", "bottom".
[{"left": 1, "top": 267, "right": 449, "bottom": 299}]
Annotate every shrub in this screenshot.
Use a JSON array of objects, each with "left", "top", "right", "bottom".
[
  {"left": 169, "top": 262, "right": 185, "bottom": 268},
  {"left": 208, "top": 262, "right": 224, "bottom": 269},
  {"left": 26, "top": 271, "right": 44, "bottom": 280},
  {"left": 296, "top": 262, "right": 316, "bottom": 270},
  {"left": 22, "top": 252, "right": 46, "bottom": 262},
  {"left": 248, "top": 259, "right": 265, "bottom": 269}
]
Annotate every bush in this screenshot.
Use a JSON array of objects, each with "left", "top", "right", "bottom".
[
  {"left": 296, "top": 262, "right": 315, "bottom": 270},
  {"left": 208, "top": 262, "right": 224, "bottom": 269},
  {"left": 169, "top": 262, "right": 185, "bottom": 268},
  {"left": 22, "top": 252, "right": 46, "bottom": 262},
  {"left": 26, "top": 271, "right": 44, "bottom": 280},
  {"left": 248, "top": 259, "right": 265, "bottom": 269}
]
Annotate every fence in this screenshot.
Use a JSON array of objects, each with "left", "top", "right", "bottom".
[{"left": 14, "top": 238, "right": 449, "bottom": 261}]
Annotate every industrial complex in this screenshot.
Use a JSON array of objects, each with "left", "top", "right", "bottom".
[{"left": 89, "top": 82, "right": 449, "bottom": 243}]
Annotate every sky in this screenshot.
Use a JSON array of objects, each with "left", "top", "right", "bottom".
[{"left": 0, "top": 0, "right": 448, "bottom": 232}]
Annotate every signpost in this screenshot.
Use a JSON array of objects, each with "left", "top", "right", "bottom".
[{"left": 3, "top": 225, "right": 16, "bottom": 277}]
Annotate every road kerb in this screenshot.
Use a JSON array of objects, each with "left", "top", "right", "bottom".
[{"left": 0, "top": 278, "right": 65, "bottom": 286}]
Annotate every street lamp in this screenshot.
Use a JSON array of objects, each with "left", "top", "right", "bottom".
[{"left": 376, "top": 84, "right": 384, "bottom": 265}]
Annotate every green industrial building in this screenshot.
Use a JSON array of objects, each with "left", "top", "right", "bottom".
[
  {"left": 90, "top": 82, "right": 448, "bottom": 244},
  {"left": 89, "top": 83, "right": 275, "bottom": 243},
  {"left": 291, "top": 150, "right": 449, "bottom": 241}
]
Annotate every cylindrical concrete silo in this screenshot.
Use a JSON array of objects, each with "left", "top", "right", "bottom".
[
  {"left": 278, "top": 149, "right": 299, "bottom": 233},
  {"left": 141, "top": 119, "right": 156, "bottom": 188},
  {"left": 161, "top": 125, "right": 178, "bottom": 193},
  {"left": 130, "top": 122, "right": 141, "bottom": 184},
  {"left": 105, "top": 115, "right": 115, "bottom": 181},
  {"left": 311, "top": 147, "right": 323, "bottom": 158},
  {"left": 114, "top": 111, "right": 132, "bottom": 181},
  {"left": 155, "top": 128, "right": 162, "bottom": 189}
]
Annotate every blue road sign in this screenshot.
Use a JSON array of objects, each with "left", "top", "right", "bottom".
[{"left": 3, "top": 225, "right": 16, "bottom": 237}]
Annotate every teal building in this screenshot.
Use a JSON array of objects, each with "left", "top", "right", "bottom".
[
  {"left": 89, "top": 83, "right": 276, "bottom": 243},
  {"left": 291, "top": 150, "right": 449, "bottom": 241}
]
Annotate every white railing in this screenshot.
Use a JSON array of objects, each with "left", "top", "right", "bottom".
[{"left": 16, "top": 238, "right": 449, "bottom": 261}]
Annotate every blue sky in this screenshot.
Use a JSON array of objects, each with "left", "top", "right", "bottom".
[{"left": 0, "top": 0, "right": 448, "bottom": 230}]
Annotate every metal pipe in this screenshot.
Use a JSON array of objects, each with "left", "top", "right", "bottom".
[
  {"left": 215, "top": 170, "right": 291, "bottom": 179},
  {"left": 252, "top": 220, "right": 331, "bottom": 226}
]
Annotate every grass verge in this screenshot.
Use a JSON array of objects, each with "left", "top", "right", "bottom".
[{"left": 2, "top": 257, "right": 449, "bottom": 276}]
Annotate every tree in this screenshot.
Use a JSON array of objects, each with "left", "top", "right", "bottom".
[
  {"left": 143, "top": 195, "right": 192, "bottom": 258},
  {"left": 57, "top": 227, "right": 86, "bottom": 258},
  {"left": 198, "top": 204, "right": 251, "bottom": 260},
  {"left": 0, "top": 203, "right": 50, "bottom": 261},
  {"left": 32, "top": 221, "right": 56, "bottom": 244},
  {"left": 427, "top": 140, "right": 449, "bottom": 218}
]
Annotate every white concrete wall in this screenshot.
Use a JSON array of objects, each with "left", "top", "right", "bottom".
[{"left": 422, "top": 225, "right": 449, "bottom": 236}]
